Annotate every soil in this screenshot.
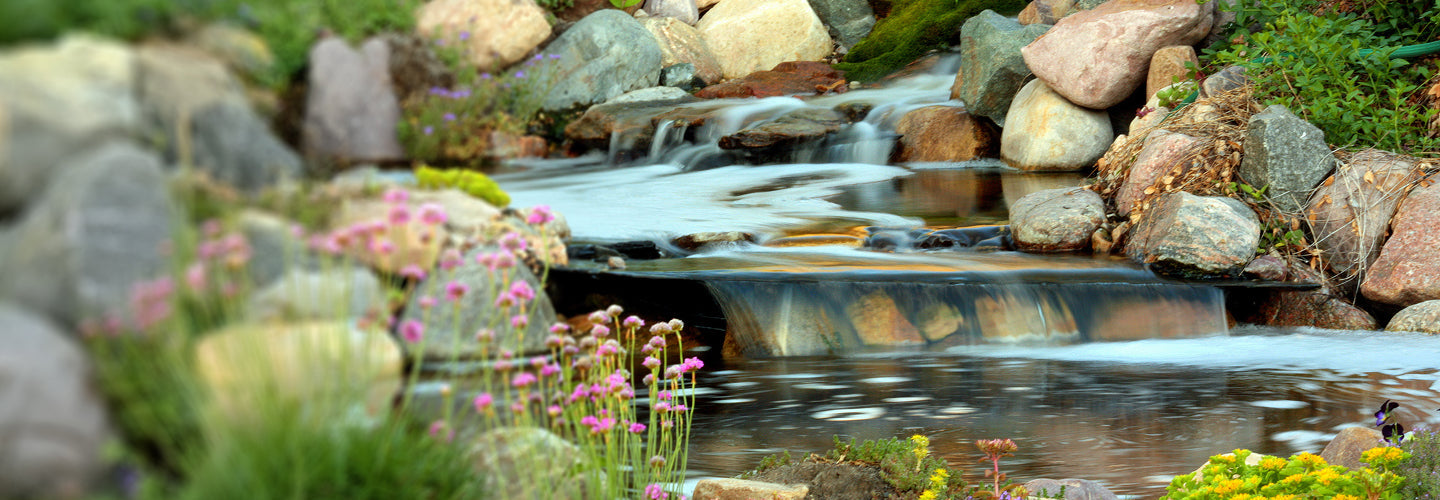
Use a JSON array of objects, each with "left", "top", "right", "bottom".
[{"left": 747, "top": 462, "right": 902, "bottom": 500}]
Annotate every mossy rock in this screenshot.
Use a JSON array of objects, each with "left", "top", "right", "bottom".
[
  {"left": 836, "top": 0, "right": 1026, "bottom": 82},
  {"left": 415, "top": 165, "right": 511, "bottom": 207}
]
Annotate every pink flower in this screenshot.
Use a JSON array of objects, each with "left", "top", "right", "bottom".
[
  {"left": 475, "top": 252, "right": 496, "bottom": 270},
  {"left": 511, "top": 314, "right": 529, "bottom": 329},
  {"left": 643, "top": 356, "right": 661, "bottom": 370},
  {"left": 658, "top": 390, "right": 673, "bottom": 400},
  {"left": 474, "top": 328, "right": 495, "bottom": 343},
  {"left": 509, "top": 281, "right": 535, "bottom": 301},
  {"left": 680, "top": 357, "right": 705, "bottom": 373},
  {"left": 623, "top": 315, "right": 644, "bottom": 329},
  {"left": 500, "top": 232, "right": 527, "bottom": 252},
  {"left": 418, "top": 203, "right": 447, "bottom": 225},
  {"left": 494, "top": 252, "right": 516, "bottom": 269},
  {"left": 383, "top": 188, "right": 409, "bottom": 204},
  {"left": 650, "top": 323, "right": 673, "bottom": 335},
  {"left": 185, "top": 262, "right": 207, "bottom": 291},
  {"left": 439, "top": 248, "right": 462, "bottom": 271},
  {"left": 588, "top": 310, "right": 608, "bottom": 324},
  {"left": 494, "top": 291, "right": 516, "bottom": 308},
  {"left": 548, "top": 404, "right": 563, "bottom": 417},
  {"left": 541, "top": 362, "right": 561, "bottom": 377},
  {"left": 596, "top": 342, "right": 618, "bottom": 357},
  {"left": 428, "top": 420, "right": 454, "bottom": 442},
  {"left": 643, "top": 373, "right": 657, "bottom": 385},
  {"left": 444, "top": 281, "right": 469, "bottom": 301},
  {"left": 629, "top": 422, "right": 647, "bottom": 433},
  {"left": 512, "top": 372, "right": 537, "bottom": 388},
  {"left": 400, "top": 319, "right": 425, "bottom": 343},
  {"left": 201, "top": 219, "right": 222, "bottom": 237},
  {"left": 371, "top": 238, "right": 395, "bottom": 255},
  {"left": 654, "top": 401, "right": 670, "bottom": 413},
  {"left": 399, "top": 264, "right": 427, "bottom": 281},
  {"left": 388, "top": 204, "right": 411, "bottom": 225},
  {"left": 671, "top": 404, "right": 688, "bottom": 412},
  {"left": 649, "top": 455, "right": 666, "bottom": 469},
  {"left": 646, "top": 484, "right": 669, "bottom": 500},
  {"left": 568, "top": 385, "right": 590, "bottom": 404},
  {"left": 526, "top": 205, "right": 555, "bottom": 225},
  {"left": 418, "top": 295, "right": 437, "bottom": 309},
  {"left": 473, "top": 393, "right": 493, "bottom": 412},
  {"left": 549, "top": 323, "right": 570, "bottom": 334},
  {"left": 592, "top": 324, "right": 611, "bottom": 338},
  {"left": 606, "top": 305, "right": 624, "bottom": 317}
]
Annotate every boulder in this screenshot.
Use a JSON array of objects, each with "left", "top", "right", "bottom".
[
  {"left": 563, "top": 93, "right": 702, "bottom": 152},
  {"left": 0, "top": 142, "right": 175, "bottom": 329},
  {"left": 397, "top": 247, "right": 558, "bottom": 360},
  {"left": 542, "top": 10, "right": 665, "bottom": 111},
  {"left": 1246, "top": 290, "right": 1377, "bottom": 330},
  {"left": 1027, "top": 0, "right": 1107, "bottom": 24},
  {"left": 246, "top": 268, "right": 388, "bottom": 323},
  {"left": 807, "top": 0, "right": 877, "bottom": 50},
  {"left": 0, "top": 34, "right": 140, "bottom": 215},
  {"left": 645, "top": 0, "right": 700, "bottom": 24},
  {"left": 1000, "top": 79, "right": 1113, "bottom": 171},
  {"left": 1319, "top": 426, "right": 1386, "bottom": 470},
  {"left": 1126, "top": 191, "right": 1259, "bottom": 276},
  {"left": 1202, "top": 64, "right": 1248, "bottom": 97},
  {"left": 718, "top": 107, "right": 848, "bottom": 159},
  {"left": 1384, "top": 300, "right": 1440, "bottom": 334},
  {"left": 1024, "top": 478, "right": 1119, "bottom": 500},
  {"left": 190, "top": 24, "right": 277, "bottom": 82},
  {"left": 469, "top": 427, "right": 583, "bottom": 499},
  {"left": 661, "top": 63, "right": 704, "bottom": 89},
  {"left": 696, "top": 0, "right": 832, "bottom": 80},
  {"left": 672, "top": 231, "right": 756, "bottom": 251},
  {"left": 1010, "top": 187, "right": 1105, "bottom": 252},
  {"left": 195, "top": 321, "right": 402, "bottom": 421},
  {"left": 693, "top": 478, "right": 809, "bottom": 500},
  {"left": 0, "top": 302, "right": 113, "bottom": 499},
  {"left": 192, "top": 100, "right": 305, "bottom": 190},
  {"left": 303, "top": 37, "right": 405, "bottom": 165},
  {"left": 1242, "top": 253, "right": 1287, "bottom": 281},
  {"left": 639, "top": 16, "right": 725, "bottom": 85},
  {"left": 1116, "top": 129, "right": 1201, "bottom": 216},
  {"left": 1361, "top": 177, "right": 1440, "bottom": 306},
  {"left": 1145, "top": 45, "right": 1198, "bottom": 101},
  {"left": 1022, "top": 0, "right": 1214, "bottom": 109},
  {"left": 695, "top": 61, "right": 847, "bottom": 99},
  {"left": 1018, "top": 1, "right": 1042, "bottom": 24},
  {"left": 415, "top": 0, "right": 552, "bottom": 71},
  {"left": 893, "top": 105, "right": 999, "bottom": 162},
  {"left": 952, "top": 10, "right": 1049, "bottom": 125},
  {"left": 134, "top": 43, "right": 246, "bottom": 132},
  {"left": 238, "top": 210, "right": 317, "bottom": 288},
  {"left": 1240, "top": 105, "right": 1335, "bottom": 214},
  {"left": 1307, "top": 149, "right": 1421, "bottom": 283}
]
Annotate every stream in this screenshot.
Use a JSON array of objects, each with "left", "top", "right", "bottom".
[{"left": 489, "top": 59, "right": 1440, "bottom": 498}]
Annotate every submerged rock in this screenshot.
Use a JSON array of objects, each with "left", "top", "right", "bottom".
[
  {"left": 1245, "top": 290, "right": 1377, "bottom": 330},
  {"left": 1384, "top": 300, "right": 1440, "bottom": 334},
  {"left": 1125, "top": 191, "right": 1259, "bottom": 276},
  {"left": 1010, "top": 187, "right": 1105, "bottom": 253},
  {"left": 564, "top": 92, "right": 702, "bottom": 152},
  {"left": 1361, "top": 176, "right": 1440, "bottom": 307},
  {"left": 1022, "top": 0, "right": 1214, "bottom": 109},
  {"left": 1240, "top": 105, "right": 1335, "bottom": 214}
]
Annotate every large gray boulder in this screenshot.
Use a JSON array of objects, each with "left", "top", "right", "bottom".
[
  {"left": 192, "top": 101, "right": 304, "bottom": 190},
  {"left": 304, "top": 37, "right": 405, "bottom": 165},
  {"left": 952, "top": 10, "right": 1049, "bottom": 125},
  {"left": 1010, "top": 187, "right": 1105, "bottom": 252},
  {"left": 0, "top": 34, "right": 140, "bottom": 216},
  {"left": 1000, "top": 79, "right": 1113, "bottom": 171},
  {"left": 1126, "top": 191, "right": 1259, "bottom": 276},
  {"left": 807, "top": 0, "right": 876, "bottom": 50},
  {"left": 0, "top": 302, "right": 113, "bottom": 499},
  {"left": 0, "top": 142, "right": 176, "bottom": 329},
  {"left": 398, "top": 247, "right": 558, "bottom": 360},
  {"left": 542, "top": 10, "right": 665, "bottom": 111},
  {"left": 1239, "top": 105, "right": 1335, "bottom": 213}
]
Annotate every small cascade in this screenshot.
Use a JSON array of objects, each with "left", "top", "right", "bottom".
[{"left": 707, "top": 278, "right": 1227, "bottom": 357}]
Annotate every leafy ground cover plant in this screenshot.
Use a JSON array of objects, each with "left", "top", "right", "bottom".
[
  {"left": 748, "top": 434, "right": 1028, "bottom": 499},
  {"left": 1204, "top": 0, "right": 1440, "bottom": 154}
]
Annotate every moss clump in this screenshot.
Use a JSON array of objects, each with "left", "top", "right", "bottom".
[
  {"left": 836, "top": 0, "right": 1025, "bottom": 83},
  {"left": 415, "top": 164, "right": 511, "bottom": 207}
]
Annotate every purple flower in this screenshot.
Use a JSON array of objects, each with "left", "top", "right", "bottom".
[
  {"left": 428, "top": 86, "right": 448, "bottom": 96},
  {"left": 480, "top": 72, "right": 492, "bottom": 80},
  {"left": 400, "top": 319, "right": 425, "bottom": 343},
  {"left": 515, "top": 70, "right": 527, "bottom": 78},
  {"left": 443, "top": 112, "right": 456, "bottom": 122},
  {"left": 423, "top": 125, "right": 434, "bottom": 136},
  {"left": 458, "top": 31, "right": 470, "bottom": 41},
  {"left": 549, "top": 53, "right": 561, "bottom": 60}
]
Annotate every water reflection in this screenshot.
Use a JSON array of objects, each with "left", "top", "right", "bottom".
[{"left": 684, "top": 327, "right": 1440, "bottom": 498}]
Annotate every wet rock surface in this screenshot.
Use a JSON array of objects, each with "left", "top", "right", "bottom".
[
  {"left": 1010, "top": 187, "right": 1105, "bottom": 253},
  {"left": 696, "top": 61, "right": 847, "bottom": 99}
]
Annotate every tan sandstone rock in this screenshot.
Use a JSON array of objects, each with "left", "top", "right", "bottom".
[
  {"left": 640, "top": 16, "right": 725, "bottom": 85},
  {"left": 415, "top": 0, "right": 552, "bottom": 72},
  {"left": 697, "top": 0, "right": 832, "bottom": 80},
  {"left": 893, "top": 105, "right": 999, "bottom": 162}
]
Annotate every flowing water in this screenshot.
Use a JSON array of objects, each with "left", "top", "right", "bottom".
[{"left": 490, "top": 59, "right": 1440, "bottom": 498}]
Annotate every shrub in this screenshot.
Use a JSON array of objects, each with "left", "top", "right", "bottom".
[
  {"left": 1205, "top": 0, "right": 1440, "bottom": 153},
  {"left": 1396, "top": 429, "right": 1440, "bottom": 499}
]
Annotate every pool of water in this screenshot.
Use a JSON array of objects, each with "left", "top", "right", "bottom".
[{"left": 681, "top": 327, "right": 1440, "bottom": 498}]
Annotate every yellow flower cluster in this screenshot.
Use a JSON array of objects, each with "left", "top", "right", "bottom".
[{"left": 1360, "top": 445, "right": 1410, "bottom": 468}]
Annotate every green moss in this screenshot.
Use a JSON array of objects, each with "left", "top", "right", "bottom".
[
  {"left": 415, "top": 164, "right": 511, "bottom": 207},
  {"left": 836, "top": 0, "right": 1026, "bottom": 82}
]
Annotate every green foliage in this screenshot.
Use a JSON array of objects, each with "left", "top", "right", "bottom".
[
  {"left": 86, "top": 332, "right": 204, "bottom": 478},
  {"left": 0, "top": 0, "right": 219, "bottom": 44},
  {"left": 609, "top": 0, "right": 642, "bottom": 7},
  {"left": 172, "top": 414, "right": 482, "bottom": 500},
  {"left": 535, "top": 0, "right": 576, "bottom": 11},
  {"left": 835, "top": 0, "right": 1026, "bottom": 82},
  {"left": 1205, "top": 0, "right": 1440, "bottom": 153},
  {"left": 415, "top": 164, "right": 511, "bottom": 207},
  {"left": 1396, "top": 429, "right": 1440, "bottom": 498},
  {"left": 742, "top": 450, "right": 795, "bottom": 478},
  {"left": 826, "top": 436, "right": 968, "bottom": 495},
  {"left": 398, "top": 53, "right": 560, "bottom": 167},
  {"left": 1162, "top": 448, "right": 1409, "bottom": 499}
]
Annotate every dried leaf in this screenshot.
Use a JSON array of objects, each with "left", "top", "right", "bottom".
[
  {"left": 1162, "top": 175, "right": 1175, "bottom": 185},
  {"left": 1291, "top": 217, "right": 1300, "bottom": 231},
  {"left": 1144, "top": 186, "right": 1157, "bottom": 195},
  {"left": 1324, "top": 176, "right": 1336, "bottom": 187},
  {"left": 1364, "top": 170, "right": 1376, "bottom": 184}
]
